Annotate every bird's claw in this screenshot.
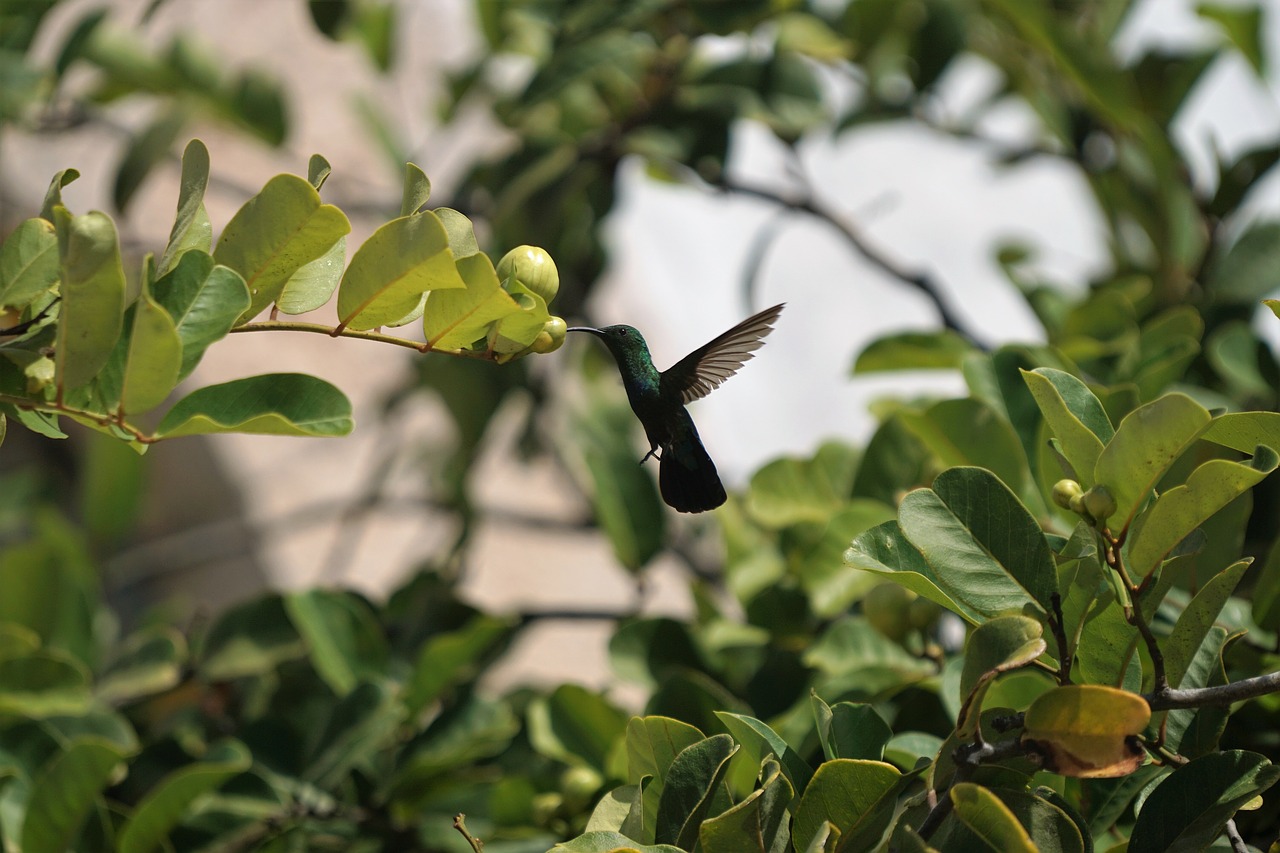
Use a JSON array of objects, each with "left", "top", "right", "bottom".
[{"left": 640, "top": 447, "right": 661, "bottom": 464}]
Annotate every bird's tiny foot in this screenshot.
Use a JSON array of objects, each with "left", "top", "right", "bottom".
[{"left": 640, "top": 447, "right": 661, "bottom": 464}]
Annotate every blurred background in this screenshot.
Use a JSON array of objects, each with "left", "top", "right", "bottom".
[{"left": 1, "top": 0, "right": 1278, "bottom": 690}]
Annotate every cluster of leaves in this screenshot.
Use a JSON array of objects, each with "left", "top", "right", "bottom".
[
  {"left": 0, "top": 140, "right": 566, "bottom": 451},
  {"left": 0, "top": 509, "right": 594, "bottom": 850}
]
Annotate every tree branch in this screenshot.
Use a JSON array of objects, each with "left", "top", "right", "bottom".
[
  {"left": 709, "top": 177, "right": 987, "bottom": 349},
  {"left": 917, "top": 738, "right": 1030, "bottom": 840},
  {"left": 1146, "top": 670, "right": 1280, "bottom": 711}
]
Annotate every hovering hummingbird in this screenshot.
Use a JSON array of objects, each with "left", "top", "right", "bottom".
[{"left": 568, "top": 303, "right": 784, "bottom": 513}]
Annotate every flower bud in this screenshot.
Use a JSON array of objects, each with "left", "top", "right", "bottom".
[
  {"left": 497, "top": 245, "right": 559, "bottom": 304},
  {"left": 1052, "top": 479, "right": 1084, "bottom": 510},
  {"left": 529, "top": 316, "right": 568, "bottom": 354}
]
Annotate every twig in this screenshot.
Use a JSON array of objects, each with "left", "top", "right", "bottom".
[
  {"left": 1049, "top": 592, "right": 1072, "bottom": 684},
  {"left": 1224, "top": 818, "right": 1248, "bottom": 853},
  {"left": 1146, "top": 670, "right": 1280, "bottom": 711},
  {"left": 1106, "top": 533, "right": 1168, "bottom": 694},
  {"left": 230, "top": 320, "right": 495, "bottom": 359},
  {"left": 453, "top": 814, "right": 484, "bottom": 853},
  {"left": 917, "top": 738, "right": 1029, "bottom": 840},
  {"left": 709, "top": 177, "right": 987, "bottom": 349},
  {"left": 0, "top": 393, "right": 157, "bottom": 444}
]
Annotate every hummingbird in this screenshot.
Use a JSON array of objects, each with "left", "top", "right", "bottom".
[{"left": 568, "top": 303, "right": 784, "bottom": 513}]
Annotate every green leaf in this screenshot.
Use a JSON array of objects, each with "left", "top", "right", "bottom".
[
  {"left": 610, "top": 618, "right": 703, "bottom": 688},
  {"left": 40, "top": 168, "right": 79, "bottom": 223},
  {"left": 229, "top": 69, "right": 287, "bottom": 145},
  {"left": 587, "top": 781, "right": 648, "bottom": 836},
  {"left": 53, "top": 208, "right": 126, "bottom": 392},
  {"left": 898, "top": 468, "right": 1056, "bottom": 618},
  {"left": 285, "top": 589, "right": 388, "bottom": 696},
  {"left": 213, "top": 174, "right": 351, "bottom": 322},
  {"left": 0, "top": 511, "right": 101, "bottom": 666},
  {"left": 1129, "top": 751, "right": 1280, "bottom": 853},
  {"left": 811, "top": 697, "right": 892, "bottom": 762},
  {"left": 422, "top": 252, "right": 520, "bottom": 349},
  {"left": 155, "top": 373, "right": 353, "bottom": 438},
  {"left": 1206, "top": 320, "right": 1271, "bottom": 398},
  {"left": 400, "top": 162, "right": 431, "bottom": 216},
  {"left": 1205, "top": 221, "right": 1280, "bottom": 304},
  {"left": 550, "top": 833, "right": 684, "bottom": 853},
  {"left": 21, "top": 737, "right": 130, "bottom": 853},
  {"left": 1126, "top": 448, "right": 1276, "bottom": 578},
  {"left": 306, "top": 153, "right": 332, "bottom": 190},
  {"left": 957, "top": 616, "right": 1047, "bottom": 738},
  {"left": 1201, "top": 411, "right": 1280, "bottom": 454},
  {"left": 792, "top": 759, "right": 907, "bottom": 853},
  {"left": 655, "top": 734, "right": 739, "bottom": 850},
  {"left": 797, "top": 502, "right": 895, "bottom": 618},
  {"left": 1163, "top": 560, "right": 1249, "bottom": 688},
  {"left": 700, "top": 757, "right": 792, "bottom": 853},
  {"left": 95, "top": 626, "right": 185, "bottom": 705},
  {"left": 748, "top": 446, "right": 857, "bottom": 527},
  {"left": 528, "top": 684, "right": 628, "bottom": 774},
  {"left": 1196, "top": 2, "right": 1265, "bottom": 76},
  {"left": 1093, "top": 394, "right": 1212, "bottom": 531},
  {"left": 199, "top": 595, "right": 305, "bottom": 679},
  {"left": 434, "top": 208, "right": 481, "bottom": 259},
  {"left": 488, "top": 279, "right": 550, "bottom": 356},
  {"left": 121, "top": 285, "right": 182, "bottom": 414},
  {"left": 0, "top": 218, "right": 59, "bottom": 311},
  {"left": 404, "top": 615, "right": 512, "bottom": 714},
  {"left": 305, "top": 680, "right": 403, "bottom": 789},
  {"left": 157, "top": 139, "right": 212, "bottom": 276},
  {"left": 336, "top": 211, "right": 465, "bottom": 330},
  {"left": 0, "top": 651, "right": 92, "bottom": 717},
  {"left": 948, "top": 783, "right": 1037, "bottom": 852},
  {"left": 715, "top": 712, "right": 812, "bottom": 804},
  {"left": 151, "top": 250, "right": 250, "bottom": 381},
  {"left": 627, "top": 716, "right": 706, "bottom": 839},
  {"left": 845, "top": 521, "right": 982, "bottom": 623},
  {"left": 1021, "top": 368, "right": 1111, "bottom": 482},
  {"left": 853, "top": 330, "right": 973, "bottom": 372},
  {"left": 898, "top": 399, "right": 1031, "bottom": 501},
  {"left": 276, "top": 235, "right": 345, "bottom": 315},
  {"left": 117, "top": 740, "right": 251, "bottom": 853}
]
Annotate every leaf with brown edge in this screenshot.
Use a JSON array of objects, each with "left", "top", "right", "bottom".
[{"left": 1021, "top": 685, "right": 1149, "bottom": 778}]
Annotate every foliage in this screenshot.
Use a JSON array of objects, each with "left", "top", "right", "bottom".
[
  {"left": 3, "top": 0, "right": 1280, "bottom": 852},
  {"left": 0, "top": 142, "right": 566, "bottom": 449}
]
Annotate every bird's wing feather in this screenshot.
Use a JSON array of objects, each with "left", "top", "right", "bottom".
[{"left": 662, "top": 303, "right": 784, "bottom": 404}]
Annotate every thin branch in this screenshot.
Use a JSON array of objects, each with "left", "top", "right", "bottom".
[
  {"left": 1224, "top": 818, "right": 1248, "bottom": 853},
  {"left": 917, "top": 738, "right": 1030, "bottom": 840},
  {"left": 0, "top": 394, "right": 157, "bottom": 444},
  {"left": 229, "top": 320, "right": 494, "bottom": 359},
  {"left": 1146, "top": 670, "right": 1280, "bottom": 711},
  {"left": 1106, "top": 533, "right": 1168, "bottom": 694},
  {"left": 709, "top": 177, "right": 987, "bottom": 349}
]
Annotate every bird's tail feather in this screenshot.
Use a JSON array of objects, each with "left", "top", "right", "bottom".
[{"left": 659, "top": 414, "right": 726, "bottom": 513}]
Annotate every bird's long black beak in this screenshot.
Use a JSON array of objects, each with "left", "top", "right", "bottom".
[{"left": 566, "top": 326, "right": 604, "bottom": 337}]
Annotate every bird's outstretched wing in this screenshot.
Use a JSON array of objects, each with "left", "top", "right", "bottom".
[{"left": 662, "top": 303, "right": 784, "bottom": 404}]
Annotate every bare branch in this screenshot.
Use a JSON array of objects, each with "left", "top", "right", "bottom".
[{"left": 1147, "top": 670, "right": 1280, "bottom": 711}]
